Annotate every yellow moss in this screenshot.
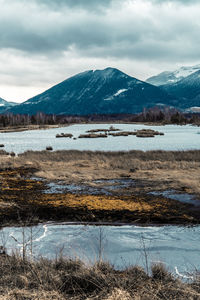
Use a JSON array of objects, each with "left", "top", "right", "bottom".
[{"left": 39, "top": 194, "right": 155, "bottom": 212}]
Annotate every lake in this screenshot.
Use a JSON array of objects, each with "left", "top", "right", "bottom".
[
  {"left": 0, "top": 123, "right": 199, "bottom": 154},
  {"left": 1, "top": 223, "right": 200, "bottom": 279}
]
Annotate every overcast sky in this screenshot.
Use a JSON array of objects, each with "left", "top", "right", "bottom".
[{"left": 0, "top": 0, "right": 200, "bottom": 103}]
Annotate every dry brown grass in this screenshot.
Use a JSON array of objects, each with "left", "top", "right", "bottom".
[
  {"left": 18, "top": 149, "right": 200, "bottom": 162},
  {"left": 0, "top": 254, "right": 200, "bottom": 300},
  {"left": 0, "top": 149, "right": 199, "bottom": 196},
  {"left": 6, "top": 149, "right": 198, "bottom": 194}
]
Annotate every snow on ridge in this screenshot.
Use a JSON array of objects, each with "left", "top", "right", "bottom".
[
  {"left": 174, "top": 65, "right": 200, "bottom": 80},
  {"left": 104, "top": 96, "right": 113, "bottom": 101}
]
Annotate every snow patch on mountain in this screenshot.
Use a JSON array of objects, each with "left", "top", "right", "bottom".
[
  {"left": 114, "top": 89, "right": 128, "bottom": 97},
  {"left": 174, "top": 65, "right": 200, "bottom": 80},
  {"left": 104, "top": 88, "right": 128, "bottom": 101}
]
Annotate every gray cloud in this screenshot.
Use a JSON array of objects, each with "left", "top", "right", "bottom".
[
  {"left": 34, "top": 0, "right": 113, "bottom": 10},
  {"left": 0, "top": 0, "right": 199, "bottom": 60},
  {"left": 0, "top": 0, "right": 114, "bottom": 53},
  {"left": 0, "top": 0, "right": 200, "bottom": 102},
  {"left": 152, "top": 0, "right": 199, "bottom": 3}
]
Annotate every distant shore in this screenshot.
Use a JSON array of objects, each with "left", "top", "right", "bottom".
[
  {"left": 0, "top": 122, "right": 163, "bottom": 134},
  {"left": 0, "top": 120, "right": 199, "bottom": 134},
  {"left": 0, "top": 124, "right": 70, "bottom": 133}
]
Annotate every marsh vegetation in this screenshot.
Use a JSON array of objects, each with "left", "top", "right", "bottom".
[{"left": 0, "top": 253, "right": 200, "bottom": 300}]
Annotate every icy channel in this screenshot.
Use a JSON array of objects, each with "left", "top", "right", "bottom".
[{"left": 1, "top": 224, "right": 200, "bottom": 279}]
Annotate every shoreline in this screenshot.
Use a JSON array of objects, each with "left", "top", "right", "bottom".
[
  {"left": 0, "top": 124, "right": 69, "bottom": 133},
  {"left": 2, "top": 219, "right": 199, "bottom": 230}
]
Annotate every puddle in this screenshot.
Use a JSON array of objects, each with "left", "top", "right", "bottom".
[
  {"left": 44, "top": 182, "right": 113, "bottom": 195},
  {"left": 30, "top": 177, "right": 199, "bottom": 205},
  {"left": 43, "top": 178, "right": 135, "bottom": 195},
  {"left": 150, "top": 190, "right": 200, "bottom": 207},
  {"left": 93, "top": 178, "right": 134, "bottom": 190},
  {"left": 31, "top": 175, "right": 114, "bottom": 195}
]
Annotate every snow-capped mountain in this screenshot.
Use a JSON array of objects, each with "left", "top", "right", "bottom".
[
  {"left": 9, "top": 67, "right": 177, "bottom": 115},
  {"left": 0, "top": 97, "right": 17, "bottom": 113},
  {"left": 146, "top": 64, "right": 200, "bottom": 86},
  {"left": 160, "top": 70, "right": 200, "bottom": 109}
]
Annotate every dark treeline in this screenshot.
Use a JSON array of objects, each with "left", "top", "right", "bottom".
[
  {"left": 0, "top": 107, "right": 200, "bottom": 127},
  {"left": 135, "top": 106, "right": 200, "bottom": 124},
  {"left": 0, "top": 112, "right": 87, "bottom": 127}
]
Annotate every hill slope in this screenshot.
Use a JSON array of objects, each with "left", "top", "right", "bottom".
[{"left": 9, "top": 68, "right": 177, "bottom": 115}]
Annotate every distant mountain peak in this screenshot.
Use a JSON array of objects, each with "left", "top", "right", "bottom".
[
  {"left": 146, "top": 64, "right": 200, "bottom": 86},
  {"left": 160, "top": 69, "right": 200, "bottom": 107},
  {"left": 69, "top": 68, "right": 126, "bottom": 81},
  {"left": 0, "top": 97, "right": 6, "bottom": 102},
  {"left": 0, "top": 97, "right": 18, "bottom": 112}
]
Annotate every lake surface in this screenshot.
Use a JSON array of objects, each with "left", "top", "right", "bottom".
[
  {"left": 0, "top": 124, "right": 199, "bottom": 154},
  {"left": 1, "top": 223, "right": 200, "bottom": 279}
]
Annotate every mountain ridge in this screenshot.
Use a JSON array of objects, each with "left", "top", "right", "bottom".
[{"left": 8, "top": 67, "right": 177, "bottom": 115}]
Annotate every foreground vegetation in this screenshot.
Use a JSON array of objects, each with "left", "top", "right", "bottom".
[{"left": 0, "top": 254, "right": 200, "bottom": 300}]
